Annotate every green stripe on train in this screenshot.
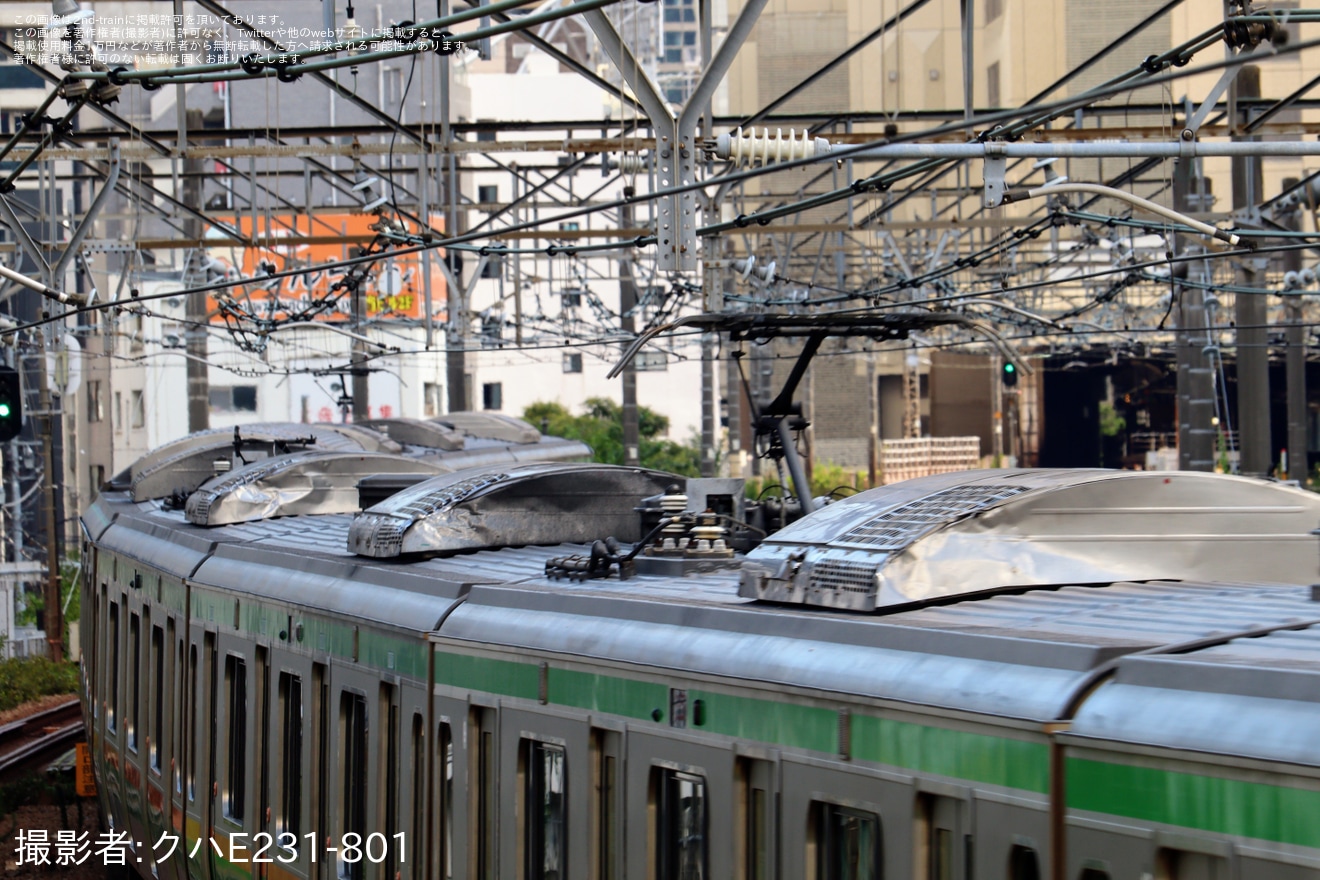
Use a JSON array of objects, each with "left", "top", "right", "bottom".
[
  {"left": 1068, "top": 757, "right": 1320, "bottom": 849},
  {"left": 435, "top": 651, "right": 540, "bottom": 700},
  {"left": 434, "top": 650, "right": 1048, "bottom": 794},
  {"left": 550, "top": 668, "right": 668, "bottom": 720},
  {"left": 690, "top": 688, "right": 839, "bottom": 754},
  {"left": 853, "top": 715, "right": 1050, "bottom": 793}
]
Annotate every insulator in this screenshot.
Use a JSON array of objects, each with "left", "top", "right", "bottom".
[
  {"left": 609, "top": 153, "right": 649, "bottom": 174},
  {"left": 659, "top": 492, "right": 687, "bottom": 513},
  {"left": 340, "top": 18, "right": 366, "bottom": 56},
  {"left": 711, "top": 127, "right": 832, "bottom": 167}
]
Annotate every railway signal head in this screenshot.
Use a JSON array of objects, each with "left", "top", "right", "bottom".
[
  {"left": 0, "top": 367, "right": 19, "bottom": 442},
  {"left": 1001, "top": 361, "right": 1019, "bottom": 388}
]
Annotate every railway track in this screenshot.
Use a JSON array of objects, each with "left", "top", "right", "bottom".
[{"left": 0, "top": 698, "right": 84, "bottom": 779}]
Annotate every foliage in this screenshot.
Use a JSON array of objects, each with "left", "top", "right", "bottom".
[
  {"left": 1099, "top": 401, "right": 1127, "bottom": 438},
  {"left": 744, "top": 460, "right": 870, "bottom": 500},
  {"left": 0, "top": 657, "right": 79, "bottom": 713},
  {"left": 524, "top": 398, "right": 703, "bottom": 476},
  {"left": 15, "top": 554, "right": 80, "bottom": 633}
]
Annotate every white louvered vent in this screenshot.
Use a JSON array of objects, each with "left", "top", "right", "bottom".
[{"left": 835, "top": 485, "right": 1031, "bottom": 552}]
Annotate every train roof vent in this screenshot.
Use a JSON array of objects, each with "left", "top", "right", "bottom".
[
  {"left": 348, "top": 463, "right": 679, "bottom": 558},
  {"left": 741, "top": 469, "right": 1320, "bottom": 612},
  {"left": 129, "top": 426, "right": 374, "bottom": 502},
  {"left": 317, "top": 423, "right": 404, "bottom": 454},
  {"left": 358, "top": 418, "right": 465, "bottom": 450},
  {"left": 836, "top": 484, "right": 1030, "bottom": 552},
  {"left": 433, "top": 411, "right": 541, "bottom": 444},
  {"left": 184, "top": 451, "right": 447, "bottom": 526},
  {"left": 119, "top": 422, "right": 371, "bottom": 496}
]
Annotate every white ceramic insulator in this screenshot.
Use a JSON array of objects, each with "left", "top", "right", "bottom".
[
  {"left": 612, "top": 153, "right": 648, "bottom": 174},
  {"left": 715, "top": 127, "right": 832, "bottom": 166}
]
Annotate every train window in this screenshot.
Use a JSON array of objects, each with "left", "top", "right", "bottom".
[
  {"left": 438, "top": 721, "right": 453, "bottom": 880},
  {"left": 593, "top": 730, "right": 619, "bottom": 880},
  {"left": 410, "top": 714, "right": 424, "bottom": 880},
  {"left": 340, "top": 691, "right": 368, "bottom": 880},
  {"left": 150, "top": 625, "right": 163, "bottom": 772},
  {"left": 1079, "top": 871, "right": 1111, "bottom": 880},
  {"left": 107, "top": 602, "right": 119, "bottom": 732},
  {"left": 748, "top": 786, "right": 767, "bottom": 880},
  {"left": 1156, "top": 849, "right": 1228, "bottom": 880},
  {"left": 524, "top": 740, "right": 566, "bottom": 880},
  {"left": 655, "top": 768, "right": 707, "bottom": 880},
  {"left": 935, "top": 830, "right": 953, "bottom": 880},
  {"left": 128, "top": 612, "right": 140, "bottom": 752},
  {"left": 815, "top": 803, "right": 881, "bottom": 880},
  {"left": 278, "top": 672, "right": 302, "bottom": 839},
  {"left": 173, "top": 631, "right": 182, "bottom": 794},
  {"left": 186, "top": 644, "right": 197, "bottom": 801},
  {"left": 918, "top": 794, "right": 964, "bottom": 880},
  {"left": 1009, "top": 845, "right": 1040, "bottom": 880},
  {"left": 383, "top": 688, "right": 398, "bottom": 880},
  {"left": 477, "top": 722, "right": 495, "bottom": 879},
  {"left": 224, "top": 655, "right": 246, "bottom": 823}
]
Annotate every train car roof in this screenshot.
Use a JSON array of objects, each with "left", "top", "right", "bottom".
[{"left": 84, "top": 466, "right": 1320, "bottom": 769}]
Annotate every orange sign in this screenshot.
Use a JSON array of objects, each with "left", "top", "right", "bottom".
[
  {"left": 204, "top": 213, "right": 447, "bottom": 322},
  {"left": 76, "top": 742, "right": 96, "bottom": 797}
]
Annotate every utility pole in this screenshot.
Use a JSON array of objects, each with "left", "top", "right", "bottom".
[
  {"left": 1233, "top": 65, "right": 1270, "bottom": 476},
  {"left": 182, "top": 110, "right": 209, "bottom": 432},
  {"left": 867, "top": 351, "right": 878, "bottom": 486},
  {"left": 351, "top": 276, "right": 369, "bottom": 421},
  {"left": 619, "top": 194, "right": 639, "bottom": 466},
  {"left": 1281, "top": 177, "right": 1307, "bottom": 482},
  {"left": 1173, "top": 155, "right": 1215, "bottom": 471},
  {"left": 35, "top": 335, "right": 61, "bottom": 662},
  {"left": 699, "top": 251, "right": 720, "bottom": 478},
  {"left": 438, "top": 0, "right": 466, "bottom": 414}
]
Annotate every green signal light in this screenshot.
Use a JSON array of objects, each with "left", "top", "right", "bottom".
[
  {"left": 1004, "top": 363, "right": 1015, "bottom": 373},
  {"left": 0, "top": 404, "right": 11, "bottom": 418}
]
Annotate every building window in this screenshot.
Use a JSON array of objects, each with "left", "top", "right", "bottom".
[
  {"left": 561, "top": 289, "right": 583, "bottom": 308},
  {"left": 478, "top": 184, "right": 499, "bottom": 204},
  {"left": 424, "top": 382, "right": 443, "bottom": 418},
  {"left": 278, "top": 672, "right": 302, "bottom": 840},
  {"left": 384, "top": 67, "right": 403, "bottom": 104},
  {"left": 113, "top": 391, "right": 122, "bottom": 432},
  {"left": 816, "top": 803, "right": 881, "bottom": 880},
  {"left": 225, "top": 655, "right": 246, "bottom": 822},
  {"left": 635, "top": 351, "right": 669, "bottom": 372},
  {"left": 655, "top": 769, "right": 706, "bottom": 880},
  {"left": 525, "top": 741, "right": 566, "bottom": 880},
  {"left": 340, "top": 692, "right": 368, "bottom": 880},
  {"left": 130, "top": 389, "right": 146, "bottom": 429},
  {"left": 563, "top": 353, "right": 583, "bottom": 374},
  {"left": 87, "top": 380, "right": 103, "bottom": 422},
  {"left": 482, "top": 382, "right": 502, "bottom": 411},
  {"left": 210, "top": 385, "right": 258, "bottom": 413},
  {"left": 987, "top": 61, "right": 1001, "bottom": 108}
]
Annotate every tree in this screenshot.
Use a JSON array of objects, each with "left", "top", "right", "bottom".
[{"left": 524, "top": 398, "right": 701, "bottom": 476}]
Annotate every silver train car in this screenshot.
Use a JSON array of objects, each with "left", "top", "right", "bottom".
[{"left": 77, "top": 437, "right": 1320, "bottom": 880}]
